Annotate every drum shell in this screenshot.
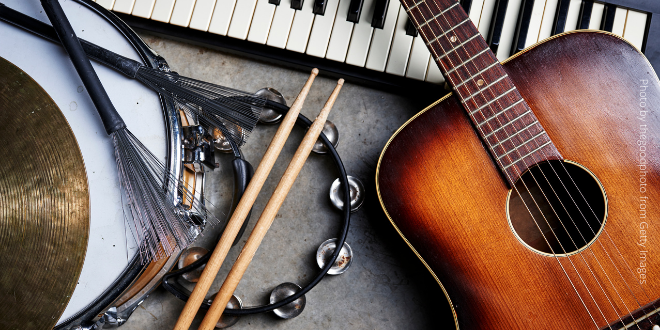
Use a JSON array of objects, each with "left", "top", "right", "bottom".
[{"left": 0, "top": 0, "right": 199, "bottom": 327}]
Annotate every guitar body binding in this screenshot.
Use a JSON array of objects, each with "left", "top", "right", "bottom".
[{"left": 376, "top": 30, "right": 660, "bottom": 330}]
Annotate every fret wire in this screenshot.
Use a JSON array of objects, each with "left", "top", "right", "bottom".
[
  {"left": 406, "top": 0, "right": 560, "bottom": 176},
  {"left": 425, "top": 18, "right": 470, "bottom": 46},
  {"left": 484, "top": 110, "right": 531, "bottom": 139},
  {"left": 477, "top": 99, "right": 525, "bottom": 127},
  {"left": 435, "top": 33, "right": 480, "bottom": 62},
  {"left": 454, "top": 61, "right": 499, "bottom": 89},
  {"left": 419, "top": 2, "right": 461, "bottom": 29},
  {"left": 491, "top": 121, "right": 539, "bottom": 147},
  {"left": 496, "top": 131, "right": 547, "bottom": 159},
  {"left": 461, "top": 74, "right": 509, "bottom": 103},
  {"left": 446, "top": 48, "right": 491, "bottom": 75},
  {"left": 469, "top": 86, "right": 516, "bottom": 115},
  {"left": 502, "top": 140, "right": 553, "bottom": 170},
  {"left": 406, "top": 0, "right": 425, "bottom": 12}
]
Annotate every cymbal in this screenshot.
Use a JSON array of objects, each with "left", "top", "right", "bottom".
[{"left": 0, "top": 57, "right": 89, "bottom": 329}]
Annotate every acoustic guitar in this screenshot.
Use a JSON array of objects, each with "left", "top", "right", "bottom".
[{"left": 376, "top": 0, "right": 659, "bottom": 329}]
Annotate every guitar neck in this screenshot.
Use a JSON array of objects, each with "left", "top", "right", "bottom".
[{"left": 402, "top": 0, "right": 563, "bottom": 185}]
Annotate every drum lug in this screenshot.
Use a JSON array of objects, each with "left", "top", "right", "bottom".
[
  {"left": 182, "top": 125, "right": 218, "bottom": 171},
  {"left": 74, "top": 306, "right": 130, "bottom": 330},
  {"left": 153, "top": 55, "right": 171, "bottom": 73}
]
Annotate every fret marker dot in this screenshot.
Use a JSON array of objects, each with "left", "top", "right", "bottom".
[
  {"left": 450, "top": 35, "right": 457, "bottom": 42},
  {"left": 477, "top": 79, "right": 485, "bottom": 86}
]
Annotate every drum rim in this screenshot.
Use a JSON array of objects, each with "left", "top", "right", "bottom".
[{"left": 53, "top": 0, "right": 184, "bottom": 328}]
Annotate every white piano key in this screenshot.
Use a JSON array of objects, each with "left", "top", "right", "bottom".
[
  {"left": 266, "top": 0, "right": 296, "bottom": 48},
  {"left": 326, "top": 0, "right": 355, "bottom": 62},
  {"left": 247, "top": 0, "right": 276, "bottom": 43},
  {"left": 208, "top": 0, "right": 237, "bottom": 35},
  {"left": 151, "top": 0, "right": 176, "bottom": 22},
  {"left": 306, "top": 0, "right": 341, "bottom": 57},
  {"left": 477, "top": 0, "right": 498, "bottom": 39},
  {"left": 169, "top": 0, "right": 197, "bottom": 27},
  {"left": 365, "top": 1, "right": 401, "bottom": 71},
  {"left": 624, "top": 10, "right": 647, "bottom": 50},
  {"left": 189, "top": 0, "right": 219, "bottom": 31},
  {"left": 96, "top": 0, "right": 115, "bottom": 10},
  {"left": 495, "top": 0, "right": 523, "bottom": 61},
  {"left": 345, "top": 0, "right": 377, "bottom": 66},
  {"left": 611, "top": 7, "right": 627, "bottom": 37},
  {"left": 227, "top": 0, "right": 258, "bottom": 39},
  {"left": 587, "top": 2, "right": 604, "bottom": 30},
  {"left": 112, "top": 0, "right": 135, "bottom": 14},
  {"left": 525, "top": 0, "right": 547, "bottom": 47},
  {"left": 405, "top": 36, "right": 431, "bottom": 80},
  {"left": 131, "top": 0, "right": 156, "bottom": 18},
  {"left": 385, "top": 7, "right": 414, "bottom": 76},
  {"left": 537, "top": 0, "right": 558, "bottom": 41},
  {"left": 563, "top": 0, "right": 581, "bottom": 32},
  {"left": 426, "top": 57, "right": 445, "bottom": 84},
  {"left": 286, "top": 0, "right": 317, "bottom": 53},
  {"left": 468, "top": 0, "right": 486, "bottom": 26}
]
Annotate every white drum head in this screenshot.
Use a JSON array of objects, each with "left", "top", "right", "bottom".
[{"left": 0, "top": 0, "right": 167, "bottom": 324}]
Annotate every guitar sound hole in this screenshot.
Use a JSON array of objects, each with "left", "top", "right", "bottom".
[{"left": 507, "top": 160, "right": 607, "bottom": 256}]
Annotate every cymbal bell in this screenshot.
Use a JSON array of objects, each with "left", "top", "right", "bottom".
[{"left": 0, "top": 56, "right": 89, "bottom": 329}]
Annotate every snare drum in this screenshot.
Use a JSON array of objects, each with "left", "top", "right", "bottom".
[{"left": 0, "top": 1, "right": 203, "bottom": 328}]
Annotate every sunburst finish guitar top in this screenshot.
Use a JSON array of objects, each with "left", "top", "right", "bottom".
[{"left": 376, "top": 1, "right": 660, "bottom": 329}]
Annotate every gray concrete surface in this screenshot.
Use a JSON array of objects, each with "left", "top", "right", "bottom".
[{"left": 121, "top": 33, "right": 453, "bottom": 330}]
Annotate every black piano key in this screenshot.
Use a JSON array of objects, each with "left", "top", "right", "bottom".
[
  {"left": 600, "top": 4, "right": 617, "bottom": 32},
  {"left": 313, "top": 0, "right": 329, "bottom": 15},
  {"left": 577, "top": 0, "right": 593, "bottom": 29},
  {"left": 552, "top": 0, "right": 571, "bottom": 35},
  {"left": 291, "top": 0, "right": 304, "bottom": 10},
  {"left": 511, "top": 0, "right": 535, "bottom": 55},
  {"left": 488, "top": 0, "right": 509, "bottom": 54},
  {"left": 269, "top": 0, "right": 281, "bottom": 5},
  {"left": 371, "top": 0, "right": 389, "bottom": 29},
  {"left": 460, "top": 0, "right": 473, "bottom": 13},
  {"left": 347, "top": 0, "right": 364, "bottom": 23},
  {"left": 405, "top": 18, "right": 418, "bottom": 37}
]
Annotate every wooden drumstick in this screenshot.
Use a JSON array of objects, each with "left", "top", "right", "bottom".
[
  {"left": 173, "top": 69, "right": 319, "bottom": 330},
  {"left": 198, "top": 79, "right": 344, "bottom": 330}
]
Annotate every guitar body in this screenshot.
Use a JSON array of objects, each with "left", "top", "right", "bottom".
[{"left": 377, "top": 31, "right": 660, "bottom": 329}]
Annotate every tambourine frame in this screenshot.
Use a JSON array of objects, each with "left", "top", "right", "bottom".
[{"left": 161, "top": 102, "right": 352, "bottom": 315}]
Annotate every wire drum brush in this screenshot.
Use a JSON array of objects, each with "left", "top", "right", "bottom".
[
  {"left": 0, "top": 2, "right": 263, "bottom": 148},
  {"left": 40, "top": 0, "right": 221, "bottom": 262}
]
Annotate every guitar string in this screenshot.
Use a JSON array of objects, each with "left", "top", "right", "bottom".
[
  {"left": 407, "top": 0, "right": 650, "bottom": 327},
  {"left": 422, "top": 2, "right": 649, "bottom": 327},
  {"left": 447, "top": 1, "right": 657, "bottom": 325},
  {"left": 403, "top": 1, "right": 600, "bottom": 328},
  {"left": 419, "top": 2, "right": 626, "bottom": 327},
  {"left": 417, "top": 1, "right": 652, "bottom": 327},
  {"left": 416, "top": 1, "right": 655, "bottom": 327},
  {"left": 548, "top": 159, "right": 658, "bottom": 325}
]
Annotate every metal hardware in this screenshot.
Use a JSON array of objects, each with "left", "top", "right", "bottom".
[
  {"left": 316, "top": 239, "right": 353, "bottom": 275},
  {"left": 329, "top": 176, "right": 365, "bottom": 213},
  {"left": 270, "top": 283, "right": 306, "bottom": 319}
]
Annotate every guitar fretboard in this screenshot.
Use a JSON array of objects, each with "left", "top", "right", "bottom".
[{"left": 402, "top": 0, "right": 562, "bottom": 184}]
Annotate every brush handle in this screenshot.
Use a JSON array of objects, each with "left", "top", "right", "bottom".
[
  {"left": 41, "top": 0, "right": 126, "bottom": 135},
  {"left": 0, "top": 3, "right": 142, "bottom": 78},
  {"left": 173, "top": 69, "right": 319, "bottom": 330},
  {"left": 199, "top": 79, "right": 344, "bottom": 330}
]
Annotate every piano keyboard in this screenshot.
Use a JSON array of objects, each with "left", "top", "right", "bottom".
[{"left": 96, "top": 0, "right": 658, "bottom": 91}]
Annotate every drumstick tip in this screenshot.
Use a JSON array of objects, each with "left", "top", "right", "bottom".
[
  {"left": 337, "top": 78, "right": 344, "bottom": 86},
  {"left": 311, "top": 68, "right": 319, "bottom": 76}
]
